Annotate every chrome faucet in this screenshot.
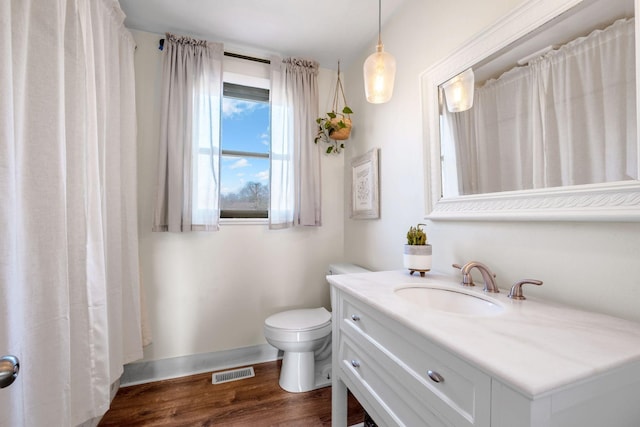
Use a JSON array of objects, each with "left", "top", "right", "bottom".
[{"left": 460, "top": 261, "right": 499, "bottom": 293}]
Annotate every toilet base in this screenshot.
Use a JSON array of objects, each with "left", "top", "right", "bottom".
[{"left": 279, "top": 351, "right": 331, "bottom": 393}]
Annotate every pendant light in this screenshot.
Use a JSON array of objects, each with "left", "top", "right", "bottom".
[
  {"left": 363, "top": 0, "right": 396, "bottom": 104},
  {"left": 442, "top": 68, "right": 475, "bottom": 112}
]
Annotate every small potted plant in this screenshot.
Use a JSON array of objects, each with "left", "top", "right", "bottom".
[{"left": 403, "top": 223, "right": 432, "bottom": 277}]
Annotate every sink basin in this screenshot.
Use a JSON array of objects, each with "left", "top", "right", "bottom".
[{"left": 394, "top": 286, "right": 504, "bottom": 316}]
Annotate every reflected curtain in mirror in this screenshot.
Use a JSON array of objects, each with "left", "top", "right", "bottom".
[{"left": 441, "top": 18, "right": 637, "bottom": 197}]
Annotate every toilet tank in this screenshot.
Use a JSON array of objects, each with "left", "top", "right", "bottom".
[
  {"left": 327, "top": 264, "right": 369, "bottom": 311},
  {"left": 328, "top": 263, "right": 370, "bottom": 275}
]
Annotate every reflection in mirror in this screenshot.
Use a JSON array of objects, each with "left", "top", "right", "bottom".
[
  {"left": 438, "top": 0, "right": 636, "bottom": 198},
  {"left": 441, "top": 68, "right": 474, "bottom": 113},
  {"left": 422, "top": 0, "right": 640, "bottom": 221}
]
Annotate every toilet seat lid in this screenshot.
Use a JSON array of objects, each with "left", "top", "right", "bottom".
[{"left": 265, "top": 307, "right": 331, "bottom": 331}]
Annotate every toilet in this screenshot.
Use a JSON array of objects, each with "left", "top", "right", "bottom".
[{"left": 264, "top": 263, "right": 370, "bottom": 393}]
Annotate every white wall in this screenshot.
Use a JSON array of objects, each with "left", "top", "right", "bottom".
[
  {"left": 133, "top": 30, "right": 345, "bottom": 361},
  {"left": 343, "top": 0, "right": 640, "bottom": 323}
]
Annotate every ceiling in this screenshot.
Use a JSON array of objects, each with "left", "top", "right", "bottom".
[{"left": 118, "top": 0, "right": 407, "bottom": 69}]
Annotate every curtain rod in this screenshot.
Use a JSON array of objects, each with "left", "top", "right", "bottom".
[{"left": 158, "top": 38, "right": 270, "bottom": 64}]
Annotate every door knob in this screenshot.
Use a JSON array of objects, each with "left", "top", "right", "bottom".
[{"left": 0, "top": 355, "right": 19, "bottom": 388}]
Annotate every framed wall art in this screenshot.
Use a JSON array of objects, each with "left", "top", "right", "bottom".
[{"left": 350, "top": 148, "right": 380, "bottom": 219}]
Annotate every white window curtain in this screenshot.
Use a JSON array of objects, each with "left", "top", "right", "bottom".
[
  {"left": 0, "top": 0, "right": 142, "bottom": 425},
  {"left": 445, "top": 17, "right": 636, "bottom": 195},
  {"left": 153, "top": 34, "right": 223, "bottom": 232},
  {"left": 269, "top": 56, "right": 322, "bottom": 229}
]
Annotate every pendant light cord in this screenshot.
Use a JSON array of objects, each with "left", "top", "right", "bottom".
[{"left": 378, "top": 0, "right": 382, "bottom": 46}]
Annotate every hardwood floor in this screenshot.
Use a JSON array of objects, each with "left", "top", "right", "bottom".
[{"left": 99, "top": 360, "right": 365, "bottom": 426}]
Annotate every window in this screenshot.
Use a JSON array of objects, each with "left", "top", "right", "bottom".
[{"left": 220, "top": 82, "right": 270, "bottom": 219}]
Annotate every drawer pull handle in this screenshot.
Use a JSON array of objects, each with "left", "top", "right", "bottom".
[
  {"left": 427, "top": 370, "right": 444, "bottom": 383},
  {"left": 351, "top": 314, "right": 361, "bottom": 321},
  {"left": 351, "top": 360, "right": 361, "bottom": 368}
]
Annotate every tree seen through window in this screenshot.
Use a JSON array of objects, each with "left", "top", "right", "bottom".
[{"left": 220, "top": 83, "right": 270, "bottom": 218}]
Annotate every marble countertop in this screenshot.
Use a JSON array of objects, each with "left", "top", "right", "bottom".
[{"left": 327, "top": 269, "right": 640, "bottom": 398}]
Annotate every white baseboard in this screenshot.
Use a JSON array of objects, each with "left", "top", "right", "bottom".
[{"left": 120, "top": 343, "right": 280, "bottom": 386}]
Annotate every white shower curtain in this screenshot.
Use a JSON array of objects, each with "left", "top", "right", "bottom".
[{"left": 0, "top": 0, "right": 142, "bottom": 425}]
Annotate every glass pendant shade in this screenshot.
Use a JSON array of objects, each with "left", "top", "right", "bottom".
[
  {"left": 442, "top": 68, "right": 475, "bottom": 112},
  {"left": 364, "top": 44, "right": 396, "bottom": 104}
]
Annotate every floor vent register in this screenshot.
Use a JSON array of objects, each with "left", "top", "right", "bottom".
[{"left": 212, "top": 366, "right": 255, "bottom": 384}]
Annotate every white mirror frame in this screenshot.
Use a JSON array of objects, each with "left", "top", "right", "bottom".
[{"left": 421, "top": 0, "right": 640, "bottom": 221}]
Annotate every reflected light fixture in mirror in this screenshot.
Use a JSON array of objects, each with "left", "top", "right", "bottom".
[
  {"left": 364, "top": 0, "right": 396, "bottom": 104},
  {"left": 442, "top": 68, "right": 475, "bottom": 112}
]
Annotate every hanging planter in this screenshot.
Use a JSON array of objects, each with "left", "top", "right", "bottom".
[{"left": 315, "top": 62, "right": 353, "bottom": 155}]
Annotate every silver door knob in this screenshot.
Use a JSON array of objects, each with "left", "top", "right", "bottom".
[{"left": 0, "top": 355, "right": 19, "bottom": 388}]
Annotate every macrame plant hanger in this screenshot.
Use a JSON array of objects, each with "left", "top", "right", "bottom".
[
  {"left": 315, "top": 61, "right": 353, "bottom": 154},
  {"left": 330, "top": 61, "right": 352, "bottom": 141}
]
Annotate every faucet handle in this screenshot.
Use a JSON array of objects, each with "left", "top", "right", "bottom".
[
  {"left": 508, "top": 279, "right": 543, "bottom": 300},
  {"left": 452, "top": 263, "right": 475, "bottom": 286}
]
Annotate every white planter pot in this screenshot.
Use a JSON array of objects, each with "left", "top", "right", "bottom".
[{"left": 403, "top": 244, "right": 432, "bottom": 276}]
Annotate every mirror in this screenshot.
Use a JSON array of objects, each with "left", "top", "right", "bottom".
[{"left": 421, "top": 0, "right": 640, "bottom": 221}]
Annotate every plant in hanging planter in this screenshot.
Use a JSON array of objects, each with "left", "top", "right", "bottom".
[
  {"left": 314, "top": 62, "right": 353, "bottom": 155},
  {"left": 315, "top": 106, "right": 353, "bottom": 154},
  {"left": 403, "top": 223, "right": 432, "bottom": 277}
]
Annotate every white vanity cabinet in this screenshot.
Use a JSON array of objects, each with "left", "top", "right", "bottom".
[
  {"left": 334, "top": 291, "right": 491, "bottom": 427},
  {"left": 329, "top": 272, "right": 640, "bottom": 427}
]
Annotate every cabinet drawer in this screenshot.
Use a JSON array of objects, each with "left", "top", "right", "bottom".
[
  {"left": 341, "top": 295, "right": 491, "bottom": 427},
  {"left": 339, "top": 333, "right": 449, "bottom": 427}
]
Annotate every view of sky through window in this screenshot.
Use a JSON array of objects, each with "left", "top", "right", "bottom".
[{"left": 220, "top": 97, "right": 270, "bottom": 197}]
